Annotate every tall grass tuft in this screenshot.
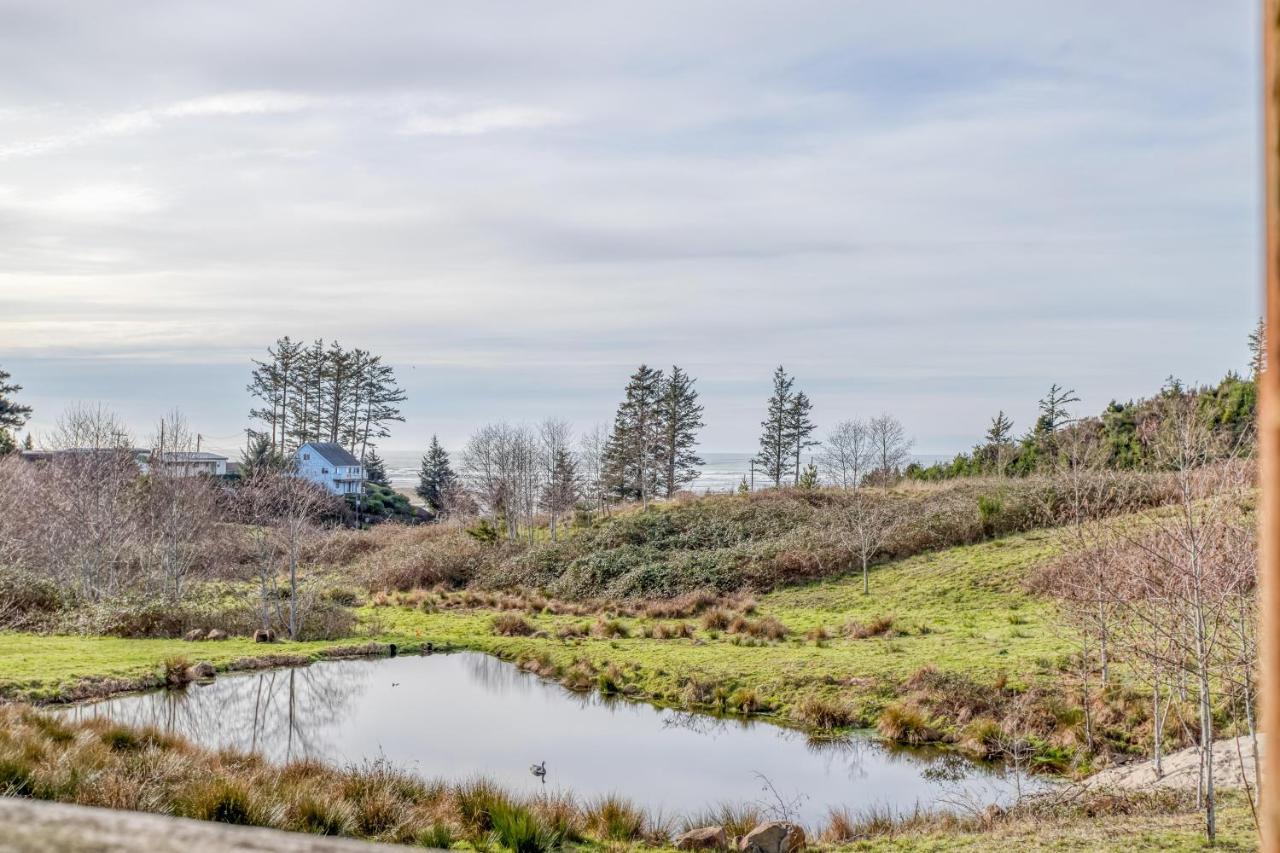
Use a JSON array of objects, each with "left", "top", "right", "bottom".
[
  {"left": 795, "top": 695, "right": 857, "bottom": 730},
  {"left": 488, "top": 800, "right": 563, "bottom": 853},
  {"left": 584, "top": 794, "right": 647, "bottom": 840}
]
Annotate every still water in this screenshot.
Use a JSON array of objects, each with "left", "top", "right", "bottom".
[{"left": 59, "top": 652, "right": 1043, "bottom": 826}]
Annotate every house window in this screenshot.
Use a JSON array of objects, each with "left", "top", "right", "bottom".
[
  {"left": 322, "top": 468, "right": 329, "bottom": 474},
  {"left": 303, "top": 453, "right": 310, "bottom": 460}
]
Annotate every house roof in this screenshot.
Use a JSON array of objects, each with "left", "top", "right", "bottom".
[
  {"left": 302, "top": 442, "right": 362, "bottom": 467},
  {"left": 155, "top": 451, "right": 228, "bottom": 462}
]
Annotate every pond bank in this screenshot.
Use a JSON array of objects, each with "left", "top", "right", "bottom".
[{"left": 0, "top": 797, "right": 399, "bottom": 853}]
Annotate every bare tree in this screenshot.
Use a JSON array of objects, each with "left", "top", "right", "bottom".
[
  {"left": 867, "top": 414, "right": 913, "bottom": 482},
  {"left": 461, "top": 422, "right": 541, "bottom": 541},
  {"left": 47, "top": 402, "right": 133, "bottom": 450},
  {"left": 236, "top": 469, "right": 330, "bottom": 640},
  {"left": 578, "top": 423, "right": 610, "bottom": 519},
  {"left": 818, "top": 419, "right": 874, "bottom": 489},
  {"left": 827, "top": 491, "right": 898, "bottom": 595}
]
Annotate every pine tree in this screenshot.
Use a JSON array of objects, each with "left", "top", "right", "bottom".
[
  {"left": 0, "top": 365, "right": 33, "bottom": 439},
  {"left": 603, "top": 365, "right": 665, "bottom": 508},
  {"left": 657, "top": 365, "right": 705, "bottom": 498},
  {"left": 364, "top": 449, "right": 390, "bottom": 487},
  {"left": 981, "top": 410, "right": 1015, "bottom": 472},
  {"left": 797, "top": 462, "right": 819, "bottom": 490},
  {"left": 417, "top": 435, "right": 458, "bottom": 515},
  {"left": 756, "top": 366, "right": 795, "bottom": 487},
  {"left": 985, "top": 410, "right": 1014, "bottom": 445},
  {"left": 240, "top": 433, "right": 285, "bottom": 480},
  {"left": 540, "top": 446, "right": 580, "bottom": 541},
  {"left": 22, "top": 433, "right": 34, "bottom": 450},
  {"left": 1249, "top": 317, "right": 1266, "bottom": 379},
  {"left": 785, "top": 390, "right": 818, "bottom": 484}
]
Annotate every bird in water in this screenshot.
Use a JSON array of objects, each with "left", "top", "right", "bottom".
[{"left": 530, "top": 761, "right": 547, "bottom": 781}]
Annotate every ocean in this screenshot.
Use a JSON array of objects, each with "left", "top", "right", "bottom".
[{"left": 380, "top": 450, "right": 952, "bottom": 495}]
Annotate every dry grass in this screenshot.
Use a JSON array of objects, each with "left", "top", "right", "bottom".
[
  {"left": 490, "top": 613, "right": 537, "bottom": 637},
  {"left": 794, "top": 695, "right": 858, "bottom": 730},
  {"left": 845, "top": 614, "right": 897, "bottom": 639},
  {"left": 0, "top": 706, "right": 1249, "bottom": 852}
]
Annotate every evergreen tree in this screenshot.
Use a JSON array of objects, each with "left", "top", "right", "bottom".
[
  {"left": 797, "top": 462, "right": 819, "bottom": 490},
  {"left": 1249, "top": 317, "right": 1266, "bottom": 379},
  {"left": 657, "top": 365, "right": 705, "bottom": 498},
  {"left": 364, "top": 449, "right": 390, "bottom": 487},
  {"left": 603, "top": 364, "right": 665, "bottom": 508},
  {"left": 540, "top": 446, "right": 580, "bottom": 541},
  {"left": 985, "top": 411, "right": 1014, "bottom": 445},
  {"left": 785, "top": 390, "right": 818, "bottom": 484},
  {"left": 240, "top": 433, "right": 285, "bottom": 480},
  {"left": 0, "top": 366, "right": 32, "bottom": 454},
  {"left": 756, "top": 366, "right": 795, "bottom": 487},
  {"left": 22, "top": 433, "right": 34, "bottom": 451},
  {"left": 417, "top": 434, "right": 458, "bottom": 515},
  {"left": 980, "top": 410, "right": 1015, "bottom": 471}
]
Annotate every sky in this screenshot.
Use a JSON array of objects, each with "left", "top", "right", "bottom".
[{"left": 0, "top": 1, "right": 1261, "bottom": 456}]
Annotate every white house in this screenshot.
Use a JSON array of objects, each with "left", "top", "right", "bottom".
[
  {"left": 147, "top": 451, "right": 228, "bottom": 477},
  {"left": 294, "top": 442, "right": 365, "bottom": 495}
]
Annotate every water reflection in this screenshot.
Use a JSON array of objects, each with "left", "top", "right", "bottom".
[{"left": 58, "top": 652, "right": 1048, "bottom": 826}]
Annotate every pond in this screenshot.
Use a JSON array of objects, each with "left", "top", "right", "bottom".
[{"left": 57, "top": 652, "right": 1048, "bottom": 827}]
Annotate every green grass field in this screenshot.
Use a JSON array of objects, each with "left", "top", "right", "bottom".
[
  {"left": 0, "top": 527, "right": 1070, "bottom": 718},
  {"left": 0, "top": 520, "right": 1259, "bottom": 849}
]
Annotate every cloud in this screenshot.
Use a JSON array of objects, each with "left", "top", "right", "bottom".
[
  {"left": 0, "top": 0, "right": 1258, "bottom": 452},
  {"left": 0, "top": 90, "right": 324, "bottom": 160},
  {"left": 400, "top": 106, "right": 569, "bottom": 136},
  {"left": 161, "top": 90, "right": 324, "bottom": 117}
]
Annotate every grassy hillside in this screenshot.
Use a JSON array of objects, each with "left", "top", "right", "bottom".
[{"left": 2, "top": 525, "right": 1078, "bottom": 755}]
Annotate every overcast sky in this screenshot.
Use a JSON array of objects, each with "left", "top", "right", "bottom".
[{"left": 0, "top": 1, "right": 1261, "bottom": 456}]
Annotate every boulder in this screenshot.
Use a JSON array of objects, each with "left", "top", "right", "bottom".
[
  {"left": 739, "top": 822, "right": 805, "bottom": 853},
  {"left": 254, "top": 628, "right": 276, "bottom": 643},
  {"left": 674, "top": 826, "right": 728, "bottom": 850},
  {"left": 185, "top": 662, "right": 216, "bottom": 681},
  {"left": 205, "top": 629, "right": 227, "bottom": 641},
  {"left": 183, "top": 629, "right": 204, "bottom": 642}
]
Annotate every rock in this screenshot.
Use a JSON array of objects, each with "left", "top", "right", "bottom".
[
  {"left": 205, "top": 629, "right": 227, "bottom": 641},
  {"left": 254, "top": 629, "right": 276, "bottom": 644},
  {"left": 739, "top": 822, "right": 805, "bottom": 853},
  {"left": 185, "top": 662, "right": 216, "bottom": 681},
  {"left": 183, "top": 629, "right": 204, "bottom": 642},
  {"left": 675, "top": 826, "right": 728, "bottom": 850}
]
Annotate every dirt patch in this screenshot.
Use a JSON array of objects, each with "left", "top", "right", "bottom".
[{"left": 1086, "top": 735, "right": 1264, "bottom": 794}]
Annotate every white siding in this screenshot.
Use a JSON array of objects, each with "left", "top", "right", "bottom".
[{"left": 294, "top": 444, "right": 365, "bottom": 495}]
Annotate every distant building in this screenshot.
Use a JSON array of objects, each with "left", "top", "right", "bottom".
[
  {"left": 19, "top": 448, "right": 228, "bottom": 477},
  {"left": 294, "top": 442, "right": 365, "bottom": 495},
  {"left": 147, "top": 451, "right": 228, "bottom": 477}
]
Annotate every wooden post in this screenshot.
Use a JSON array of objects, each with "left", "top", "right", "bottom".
[{"left": 1262, "top": 2, "right": 1280, "bottom": 848}]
